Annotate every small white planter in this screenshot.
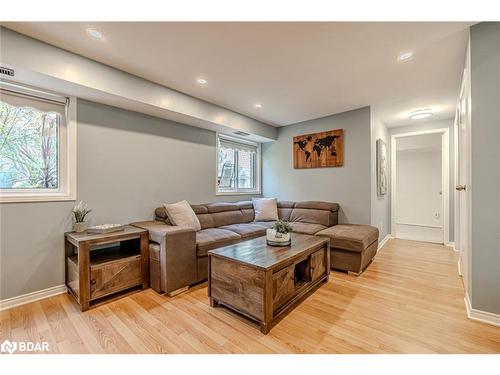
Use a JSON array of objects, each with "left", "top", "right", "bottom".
[
  {"left": 266, "top": 229, "right": 291, "bottom": 247},
  {"left": 73, "top": 222, "right": 87, "bottom": 233}
]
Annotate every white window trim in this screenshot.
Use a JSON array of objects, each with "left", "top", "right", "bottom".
[
  {"left": 0, "top": 90, "right": 77, "bottom": 203},
  {"left": 216, "top": 133, "right": 261, "bottom": 196}
]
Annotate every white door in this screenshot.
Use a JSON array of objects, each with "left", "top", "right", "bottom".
[
  {"left": 456, "top": 74, "right": 470, "bottom": 288},
  {"left": 394, "top": 133, "right": 445, "bottom": 243}
]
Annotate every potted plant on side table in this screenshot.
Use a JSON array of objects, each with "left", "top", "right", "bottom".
[
  {"left": 72, "top": 201, "right": 91, "bottom": 233},
  {"left": 266, "top": 219, "right": 293, "bottom": 247}
]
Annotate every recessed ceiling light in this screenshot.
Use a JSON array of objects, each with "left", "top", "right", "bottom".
[
  {"left": 86, "top": 28, "right": 103, "bottom": 40},
  {"left": 197, "top": 78, "right": 207, "bottom": 85},
  {"left": 254, "top": 103, "right": 262, "bottom": 108},
  {"left": 409, "top": 109, "right": 434, "bottom": 120},
  {"left": 397, "top": 52, "right": 413, "bottom": 62}
]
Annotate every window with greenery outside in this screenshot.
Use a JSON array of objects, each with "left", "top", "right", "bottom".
[{"left": 0, "top": 100, "right": 59, "bottom": 189}]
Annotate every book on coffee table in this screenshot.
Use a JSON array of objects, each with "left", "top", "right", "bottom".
[{"left": 86, "top": 224, "right": 125, "bottom": 234}]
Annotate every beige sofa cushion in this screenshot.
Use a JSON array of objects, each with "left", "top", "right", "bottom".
[
  {"left": 252, "top": 198, "right": 279, "bottom": 221},
  {"left": 219, "top": 223, "right": 267, "bottom": 238},
  {"left": 196, "top": 228, "right": 241, "bottom": 257},
  {"left": 316, "top": 224, "right": 379, "bottom": 252},
  {"left": 164, "top": 200, "right": 201, "bottom": 231}
]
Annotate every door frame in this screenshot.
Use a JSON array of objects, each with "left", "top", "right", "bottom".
[
  {"left": 391, "top": 128, "right": 450, "bottom": 244},
  {"left": 455, "top": 62, "right": 472, "bottom": 289},
  {"left": 454, "top": 107, "right": 460, "bottom": 255}
]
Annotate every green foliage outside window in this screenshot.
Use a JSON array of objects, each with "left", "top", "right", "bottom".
[{"left": 0, "top": 101, "right": 58, "bottom": 189}]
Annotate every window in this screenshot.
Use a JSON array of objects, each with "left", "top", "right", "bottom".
[
  {"left": 0, "top": 82, "right": 76, "bottom": 202},
  {"left": 217, "top": 134, "right": 261, "bottom": 195}
]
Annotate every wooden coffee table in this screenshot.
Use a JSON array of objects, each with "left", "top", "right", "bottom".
[{"left": 208, "top": 233, "right": 330, "bottom": 334}]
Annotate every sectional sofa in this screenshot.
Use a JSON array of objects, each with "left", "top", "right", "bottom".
[{"left": 132, "top": 200, "right": 378, "bottom": 295}]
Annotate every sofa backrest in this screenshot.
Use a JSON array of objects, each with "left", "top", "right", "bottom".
[
  {"left": 290, "top": 201, "right": 339, "bottom": 227},
  {"left": 205, "top": 202, "right": 245, "bottom": 227},
  {"left": 154, "top": 200, "right": 339, "bottom": 229}
]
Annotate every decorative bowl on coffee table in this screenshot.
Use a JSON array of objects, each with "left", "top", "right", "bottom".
[{"left": 266, "top": 228, "right": 291, "bottom": 247}]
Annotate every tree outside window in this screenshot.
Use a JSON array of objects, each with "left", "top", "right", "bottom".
[{"left": 0, "top": 100, "right": 59, "bottom": 189}]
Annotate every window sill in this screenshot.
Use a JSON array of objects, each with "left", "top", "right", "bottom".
[
  {"left": 216, "top": 191, "right": 261, "bottom": 196},
  {"left": 0, "top": 192, "right": 76, "bottom": 203}
]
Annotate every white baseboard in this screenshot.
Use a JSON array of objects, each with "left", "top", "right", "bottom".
[
  {"left": 464, "top": 293, "right": 500, "bottom": 327},
  {"left": 378, "top": 234, "right": 392, "bottom": 251},
  {"left": 394, "top": 223, "right": 443, "bottom": 244},
  {"left": 445, "top": 242, "right": 457, "bottom": 251},
  {"left": 0, "top": 285, "right": 67, "bottom": 311}
]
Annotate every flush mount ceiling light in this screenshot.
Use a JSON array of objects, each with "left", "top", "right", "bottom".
[
  {"left": 397, "top": 51, "right": 413, "bottom": 62},
  {"left": 254, "top": 103, "right": 262, "bottom": 108},
  {"left": 409, "top": 109, "right": 434, "bottom": 120},
  {"left": 196, "top": 78, "right": 207, "bottom": 85},
  {"left": 86, "top": 28, "right": 103, "bottom": 40}
]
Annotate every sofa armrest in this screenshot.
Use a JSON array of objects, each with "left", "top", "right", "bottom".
[{"left": 131, "top": 221, "right": 197, "bottom": 294}]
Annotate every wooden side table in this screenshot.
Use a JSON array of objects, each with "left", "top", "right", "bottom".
[{"left": 65, "top": 225, "right": 149, "bottom": 311}]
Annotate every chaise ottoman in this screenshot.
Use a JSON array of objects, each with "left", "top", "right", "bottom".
[{"left": 315, "top": 224, "right": 379, "bottom": 274}]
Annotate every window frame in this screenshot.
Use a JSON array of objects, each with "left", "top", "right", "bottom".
[
  {"left": 216, "top": 133, "right": 261, "bottom": 196},
  {"left": 0, "top": 82, "right": 77, "bottom": 203}
]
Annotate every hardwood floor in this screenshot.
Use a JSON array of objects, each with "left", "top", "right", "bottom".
[{"left": 1, "top": 239, "right": 499, "bottom": 354}]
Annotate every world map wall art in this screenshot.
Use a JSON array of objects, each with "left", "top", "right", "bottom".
[{"left": 293, "top": 129, "right": 344, "bottom": 169}]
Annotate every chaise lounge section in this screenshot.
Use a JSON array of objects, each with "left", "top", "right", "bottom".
[
  {"left": 316, "top": 224, "right": 379, "bottom": 275},
  {"left": 132, "top": 200, "right": 378, "bottom": 295}
]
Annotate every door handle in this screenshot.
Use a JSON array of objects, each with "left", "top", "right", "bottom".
[{"left": 456, "top": 185, "right": 466, "bottom": 191}]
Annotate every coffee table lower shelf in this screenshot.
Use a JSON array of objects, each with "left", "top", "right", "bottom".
[{"left": 208, "top": 234, "right": 330, "bottom": 334}]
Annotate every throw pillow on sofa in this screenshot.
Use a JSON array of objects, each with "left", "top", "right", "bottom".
[
  {"left": 252, "top": 197, "right": 279, "bottom": 221},
  {"left": 164, "top": 200, "right": 201, "bottom": 231}
]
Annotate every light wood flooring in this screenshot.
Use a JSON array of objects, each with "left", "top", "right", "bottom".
[{"left": 1, "top": 239, "right": 499, "bottom": 354}]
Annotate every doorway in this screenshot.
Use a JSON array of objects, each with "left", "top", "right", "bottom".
[{"left": 391, "top": 129, "right": 450, "bottom": 244}]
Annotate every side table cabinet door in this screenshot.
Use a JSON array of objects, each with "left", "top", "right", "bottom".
[{"left": 90, "top": 256, "right": 142, "bottom": 300}]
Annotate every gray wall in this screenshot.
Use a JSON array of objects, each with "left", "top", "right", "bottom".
[
  {"left": 389, "top": 118, "right": 455, "bottom": 242},
  {"left": 0, "top": 100, "right": 259, "bottom": 300},
  {"left": 470, "top": 22, "right": 500, "bottom": 314},
  {"left": 370, "top": 113, "right": 390, "bottom": 240},
  {"left": 262, "top": 107, "right": 371, "bottom": 225}
]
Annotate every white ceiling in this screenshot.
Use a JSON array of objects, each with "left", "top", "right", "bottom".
[{"left": 3, "top": 22, "right": 472, "bottom": 127}]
